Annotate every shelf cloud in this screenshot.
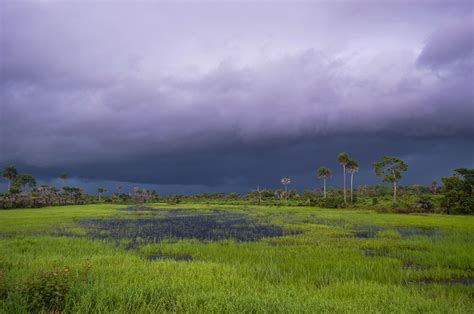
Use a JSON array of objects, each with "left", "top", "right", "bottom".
[{"left": 1, "top": 1, "right": 473, "bottom": 190}]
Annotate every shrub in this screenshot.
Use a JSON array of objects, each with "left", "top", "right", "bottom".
[
  {"left": 374, "top": 206, "right": 390, "bottom": 213},
  {"left": 400, "top": 196, "right": 412, "bottom": 209},
  {"left": 19, "top": 267, "right": 72, "bottom": 313},
  {"left": 322, "top": 196, "right": 346, "bottom": 208},
  {"left": 441, "top": 175, "right": 474, "bottom": 214},
  {"left": 0, "top": 271, "right": 7, "bottom": 299},
  {"left": 415, "top": 195, "right": 434, "bottom": 210},
  {"left": 391, "top": 202, "right": 401, "bottom": 210}
]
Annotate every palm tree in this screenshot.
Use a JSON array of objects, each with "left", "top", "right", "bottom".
[
  {"left": 97, "top": 188, "right": 106, "bottom": 201},
  {"left": 254, "top": 186, "right": 263, "bottom": 204},
  {"left": 346, "top": 159, "right": 359, "bottom": 203},
  {"left": 281, "top": 177, "right": 291, "bottom": 200},
  {"left": 317, "top": 166, "right": 332, "bottom": 199},
  {"left": 337, "top": 152, "right": 350, "bottom": 203},
  {"left": 2, "top": 165, "right": 18, "bottom": 193}
]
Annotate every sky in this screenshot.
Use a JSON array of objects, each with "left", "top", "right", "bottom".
[{"left": 1, "top": 0, "right": 473, "bottom": 195}]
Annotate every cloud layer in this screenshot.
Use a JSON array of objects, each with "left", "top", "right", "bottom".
[{"left": 1, "top": 1, "right": 473, "bottom": 189}]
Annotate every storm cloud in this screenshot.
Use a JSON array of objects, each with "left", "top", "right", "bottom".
[{"left": 1, "top": 1, "right": 473, "bottom": 192}]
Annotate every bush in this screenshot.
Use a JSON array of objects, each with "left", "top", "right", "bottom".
[
  {"left": 169, "top": 195, "right": 181, "bottom": 204},
  {"left": 19, "top": 267, "right": 72, "bottom": 313},
  {"left": 374, "top": 206, "right": 390, "bottom": 213},
  {"left": 322, "top": 196, "right": 346, "bottom": 208},
  {"left": 441, "top": 175, "right": 474, "bottom": 214},
  {"left": 415, "top": 196, "right": 434, "bottom": 210},
  {"left": 400, "top": 196, "right": 412, "bottom": 209},
  {"left": 0, "top": 271, "right": 7, "bottom": 300}
]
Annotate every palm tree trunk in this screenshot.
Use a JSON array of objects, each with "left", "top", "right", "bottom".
[
  {"left": 285, "top": 185, "right": 288, "bottom": 200},
  {"left": 393, "top": 181, "right": 397, "bottom": 202},
  {"left": 7, "top": 180, "right": 11, "bottom": 193},
  {"left": 257, "top": 186, "right": 262, "bottom": 204},
  {"left": 350, "top": 172, "right": 354, "bottom": 203},
  {"left": 323, "top": 178, "right": 327, "bottom": 199},
  {"left": 343, "top": 165, "right": 346, "bottom": 203}
]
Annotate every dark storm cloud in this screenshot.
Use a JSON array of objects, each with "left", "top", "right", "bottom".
[
  {"left": 1, "top": 1, "right": 473, "bottom": 190},
  {"left": 5, "top": 135, "right": 472, "bottom": 194},
  {"left": 417, "top": 16, "right": 474, "bottom": 70}
]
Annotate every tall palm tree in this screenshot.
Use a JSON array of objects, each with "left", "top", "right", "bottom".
[
  {"left": 2, "top": 165, "right": 18, "bottom": 193},
  {"left": 346, "top": 159, "right": 359, "bottom": 204},
  {"left": 281, "top": 177, "right": 291, "bottom": 200},
  {"left": 337, "top": 152, "right": 350, "bottom": 203},
  {"left": 317, "top": 166, "right": 332, "bottom": 199},
  {"left": 255, "top": 186, "right": 263, "bottom": 204},
  {"left": 97, "top": 188, "right": 106, "bottom": 201}
]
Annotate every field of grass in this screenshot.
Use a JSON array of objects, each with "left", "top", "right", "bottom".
[{"left": 1, "top": 203, "right": 473, "bottom": 313}]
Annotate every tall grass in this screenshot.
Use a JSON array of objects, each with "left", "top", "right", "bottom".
[{"left": 1, "top": 204, "right": 473, "bottom": 313}]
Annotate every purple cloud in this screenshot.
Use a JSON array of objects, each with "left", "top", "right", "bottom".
[
  {"left": 417, "top": 16, "right": 474, "bottom": 70},
  {"left": 0, "top": 1, "right": 473, "bottom": 187}
]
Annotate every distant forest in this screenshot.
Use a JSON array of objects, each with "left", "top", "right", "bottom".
[{"left": 1, "top": 154, "right": 473, "bottom": 214}]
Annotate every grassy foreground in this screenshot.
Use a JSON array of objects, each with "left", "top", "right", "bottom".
[{"left": 0, "top": 204, "right": 473, "bottom": 313}]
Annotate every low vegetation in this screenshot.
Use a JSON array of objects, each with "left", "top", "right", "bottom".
[
  {"left": 1, "top": 158, "right": 473, "bottom": 215},
  {"left": 0, "top": 154, "right": 472, "bottom": 311},
  {"left": 0, "top": 204, "right": 473, "bottom": 312}
]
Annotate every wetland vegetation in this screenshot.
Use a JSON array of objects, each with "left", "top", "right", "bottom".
[
  {"left": 1, "top": 162, "right": 473, "bottom": 312},
  {"left": 1, "top": 203, "right": 473, "bottom": 313}
]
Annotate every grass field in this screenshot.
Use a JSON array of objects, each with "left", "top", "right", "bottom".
[{"left": 1, "top": 204, "right": 473, "bottom": 313}]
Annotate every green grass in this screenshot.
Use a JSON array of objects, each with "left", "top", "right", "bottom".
[
  {"left": 1, "top": 204, "right": 473, "bottom": 313},
  {"left": 0, "top": 204, "right": 125, "bottom": 234}
]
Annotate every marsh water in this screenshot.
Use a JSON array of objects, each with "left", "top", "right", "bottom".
[{"left": 79, "top": 207, "right": 302, "bottom": 245}]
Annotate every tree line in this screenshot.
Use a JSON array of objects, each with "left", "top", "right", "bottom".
[
  {"left": 1, "top": 154, "right": 473, "bottom": 214},
  {"left": 281, "top": 153, "right": 408, "bottom": 204}
]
